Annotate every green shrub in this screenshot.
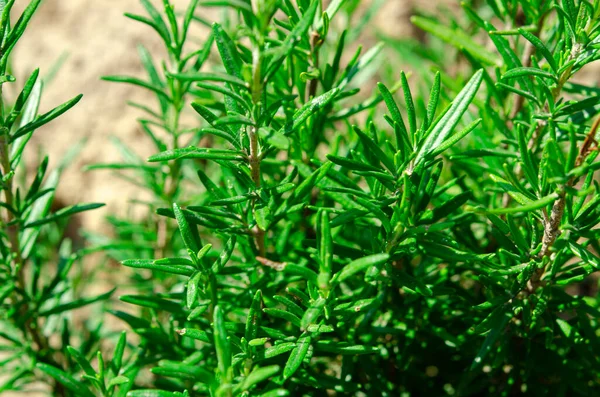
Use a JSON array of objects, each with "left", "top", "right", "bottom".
[
  {"left": 3, "top": 0, "right": 600, "bottom": 396},
  {"left": 0, "top": 1, "right": 109, "bottom": 395}
]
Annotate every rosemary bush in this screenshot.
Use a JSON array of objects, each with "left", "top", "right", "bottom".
[
  {"left": 3, "top": 0, "right": 600, "bottom": 396},
  {"left": 0, "top": 0, "right": 110, "bottom": 395}
]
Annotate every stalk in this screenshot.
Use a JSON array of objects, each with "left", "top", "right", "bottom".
[
  {"left": 529, "top": 115, "right": 600, "bottom": 291},
  {"left": 1, "top": 123, "right": 66, "bottom": 397},
  {"left": 526, "top": 44, "right": 585, "bottom": 291},
  {"left": 156, "top": 56, "right": 185, "bottom": 259}
]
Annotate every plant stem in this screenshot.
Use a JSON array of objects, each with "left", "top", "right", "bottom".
[
  {"left": 1, "top": 128, "right": 66, "bottom": 396},
  {"left": 156, "top": 61, "right": 184, "bottom": 259},
  {"left": 529, "top": 115, "right": 599, "bottom": 292},
  {"left": 502, "top": 17, "right": 546, "bottom": 207}
]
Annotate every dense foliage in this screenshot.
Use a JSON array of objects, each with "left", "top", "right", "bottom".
[{"left": 2, "top": 0, "right": 600, "bottom": 396}]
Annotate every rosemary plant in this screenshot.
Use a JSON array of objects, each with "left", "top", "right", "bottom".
[
  {"left": 4, "top": 0, "right": 600, "bottom": 396},
  {"left": 0, "top": 1, "right": 110, "bottom": 395}
]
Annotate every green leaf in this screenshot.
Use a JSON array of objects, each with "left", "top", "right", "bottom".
[
  {"left": 11, "top": 94, "right": 83, "bottom": 141},
  {"left": 272, "top": 295, "right": 304, "bottom": 318},
  {"left": 127, "top": 390, "right": 186, "bottom": 397},
  {"left": 518, "top": 28, "right": 558, "bottom": 72},
  {"left": 282, "top": 89, "right": 340, "bottom": 135},
  {"left": 256, "top": 390, "right": 290, "bottom": 397},
  {"left": 5, "top": 68, "right": 39, "bottom": 129},
  {"left": 138, "top": 45, "right": 168, "bottom": 114},
  {"left": 36, "top": 363, "right": 94, "bottom": 397},
  {"left": 173, "top": 203, "right": 200, "bottom": 262},
  {"left": 139, "top": 0, "right": 171, "bottom": 43},
  {"left": 501, "top": 67, "right": 557, "bottom": 82},
  {"left": 428, "top": 118, "right": 482, "bottom": 158},
  {"left": 177, "top": 328, "right": 211, "bottom": 343},
  {"left": 263, "top": 308, "right": 302, "bottom": 328},
  {"left": 290, "top": 162, "right": 332, "bottom": 203},
  {"left": 569, "top": 242, "right": 600, "bottom": 269},
  {"left": 332, "top": 253, "right": 389, "bottom": 285},
  {"left": 266, "top": 0, "right": 319, "bottom": 79},
  {"left": 411, "top": 16, "right": 500, "bottom": 66},
  {"left": 489, "top": 174, "right": 536, "bottom": 205},
  {"left": 151, "top": 362, "right": 214, "bottom": 383},
  {"left": 318, "top": 210, "right": 333, "bottom": 288},
  {"left": 122, "top": 259, "right": 195, "bottom": 276},
  {"left": 400, "top": 71, "right": 416, "bottom": 135},
  {"left": 353, "top": 126, "right": 396, "bottom": 174},
  {"left": 517, "top": 125, "right": 539, "bottom": 191},
  {"left": 378, "top": 82, "right": 410, "bottom": 149},
  {"left": 191, "top": 102, "right": 236, "bottom": 138},
  {"left": 495, "top": 82, "right": 540, "bottom": 106},
  {"left": 245, "top": 290, "right": 262, "bottom": 341},
  {"left": 313, "top": 341, "right": 379, "bottom": 355},
  {"left": 256, "top": 342, "right": 296, "bottom": 360},
  {"left": 102, "top": 75, "right": 170, "bottom": 101},
  {"left": 24, "top": 202, "right": 104, "bottom": 228},
  {"left": 283, "top": 336, "right": 311, "bottom": 379},
  {"left": 301, "top": 298, "right": 325, "bottom": 330},
  {"left": 283, "top": 263, "right": 319, "bottom": 284},
  {"left": 20, "top": 142, "right": 85, "bottom": 259},
  {"left": 108, "top": 375, "right": 129, "bottom": 388},
  {"left": 470, "top": 308, "right": 512, "bottom": 371},
  {"left": 1, "top": 0, "right": 42, "bottom": 68},
  {"left": 414, "top": 69, "right": 483, "bottom": 166},
  {"left": 306, "top": 324, "right": 335, "bottom": 333},
  {"left": 212, "top": 22, "right": 243, "bottom": 79},
  {"left": 112, "top": 331, "right": 127, "bottom": 375},
  {"left": 487, "top": 193, "right": 558, "bottom": 214},
  {"left": 326, "top": 154, "right": 381, "bottom": 172},
  {"left": 148, "top": 147, "right": 244, "bottom": 162},
  {"left": 187, "top": 272, "right": 202, "bottom": 307},
  {"left": 182, "top": 0, "right": 201, "bottom": 44},
  {"left": 211, "top": 236, "right": 236, "bottom": 273},
  {"left": 213, "top": 305, "right": 231, "bottom": 376},
  {"left": 242, "top": 365, "right": 280, "bottom": 390},
  {"left": 119, "top": 295, "right": 183, "bottom": 313},
  {"left": 39, "top": 288, "right": 115, "bottom": 317},
  {"left": 354, "top": 196, "right": 392, "bottom": 234},
  {"left": 170, "top": 71, "right": 247, "bottom": 88},
  {"left": 425, "top": 71, "right": 441, "bottom": 131},
  {"left": 197, "top": 169, "right": 227, "bottom": 200},
  {"left": 196, "top": 81, "right": 250, "bottom": 111},
  {"left": 66, "top": 346, "right": 96, "bottom": 377}
]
